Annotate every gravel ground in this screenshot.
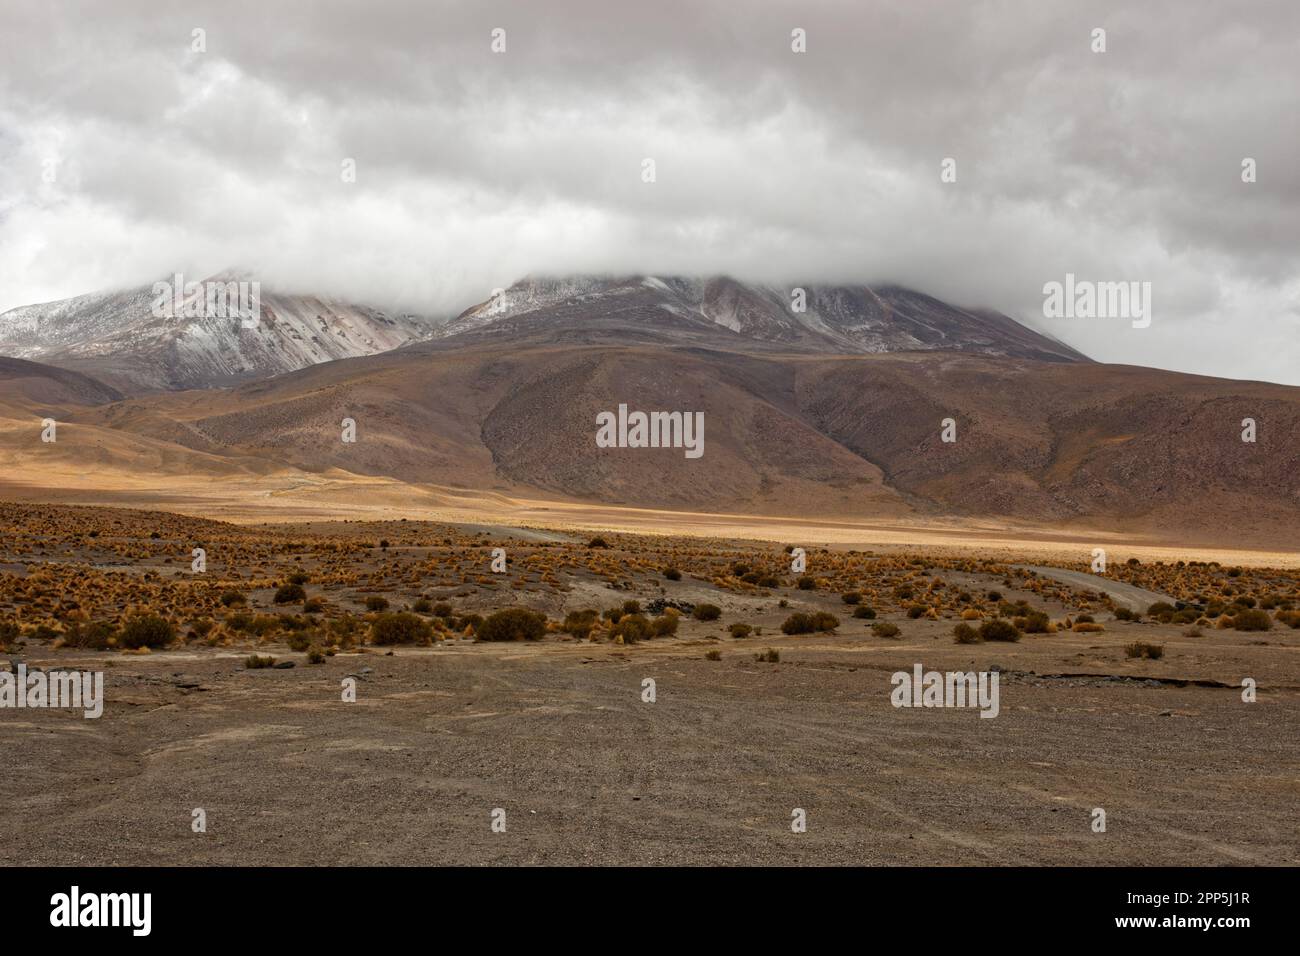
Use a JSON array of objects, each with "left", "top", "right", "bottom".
[{"left": 3, "top": 620, "right": 1296, "bottom": 866}]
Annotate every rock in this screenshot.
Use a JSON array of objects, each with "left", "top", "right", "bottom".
[{"left": 273, "top": 661, "right": 295, "bottom": 669}]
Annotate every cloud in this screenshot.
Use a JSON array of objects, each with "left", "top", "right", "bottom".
[{"left": 0, "top": 0, "right": 1296, "bottom": 382}]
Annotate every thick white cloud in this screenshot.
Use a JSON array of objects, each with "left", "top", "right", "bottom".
[{"left": 0, "top": 0, "right": 1296, "bottom": 382}]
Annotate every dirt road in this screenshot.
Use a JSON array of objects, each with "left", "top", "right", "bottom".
[{"left": 1018, "top": 565, "right": 1180, "bottom": 613}]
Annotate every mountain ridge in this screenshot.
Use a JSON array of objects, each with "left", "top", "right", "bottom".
[
  {"left": 436, "top": 274, "right": 1089, "bottom": 362},
  {"left": 0, "top": 272, "right": 1088, "bottom": 396},
  {"left": 0, "top": 274, "right": 440, "bottom": 393}
]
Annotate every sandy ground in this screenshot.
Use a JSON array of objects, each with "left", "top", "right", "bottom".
[
  {"left": 2, "top": 463, "right": 1297, "bottom": 569},
  {"left": 3, "top": 611, "right": 1297, "bottom": 866}
]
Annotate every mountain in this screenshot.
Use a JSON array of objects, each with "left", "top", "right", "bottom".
[
  {"left": 4, "top": 271, "right": 1295, "bottom": 548},
  {"left": 0, "top": 273, "right": 1084, "bottom": 395},
  {"left": 63, "top": 334, "right": 1299, "bottom": 547},
  {"left": 438, "top": 275, "right": 1087, "bottom": 362},
  {"left": 0, "top": 275, "right": 439, "bottom": 393},
  {"left": 0, "top": 355, "right": 123, "bottom": 413}
]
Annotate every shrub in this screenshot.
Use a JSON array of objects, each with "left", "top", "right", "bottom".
[
  {"left": 247, "top": 614, "right": 281, "bottom": 637},
  {"left": 953, "top": 623, "right": 981, "bottom": 644},
  {"left": 478, "top": 608, "right": 547, "bottom": 642},
  {"left": 781, "top": 613, "right": 816, "bottom": 635},
  {"left": 986, "top": 591, "right": 1002, "bottom": 602},
  {"left": 1275, "top": 610, "right": 1300, "bottom": 629},
  {"left": 841, "top": 591, "right": 862, "bottom": 605},
  {"left": 245, "top": 654, "right": 276, "bottom": 669},
  {"left": 303, "top": 597, "right": 326, "bottom": 613},
  {"left": 412, "top": 598, "right": 433, "bottom": 613},
  {"left": 287, "top": 572, "right": 311, "bottom": 586},
  {"left": 704, "top": 650, "right": 722, "bottom": 661},
  {"left": 587, "top": 537, "right": 610, "bottom": 549},
  {"left": 979, "top": 619, "right": 1021, "bottom": 643},
  {"left": 364, "top": 595, "right": 390, "bottom": 612},
  {"left": 796, "top": 576, "right": 816, "bottom": 590},
  {"left": 1231, "top": 609, "right": 1272, "bottom": 631},
  {"left": 1018, "top": 610, "right": 1052, "bottom": 633},
  {"left": 62, "top": 620, "right": 114, "bottom": 650},
  {"left": 872, "top": 621, "right": 901, "bottom": 638},
  {"left": 693, "top": 603, "right": 721, "bottom": 621},
  {"left": 220, "top": 590, "right": 247, "bottom": 607},
  {"left": 1146, "top": 602, "right": 1176, "bottom": 623},
  {"left": 811, "top": 612, "right": 840, "bottom": 632},
  {"left": 663, "top": 568, "right": 682, "bottom": 581},
  {"left": 906, "top": 604, "right": 927, "bottom": 619},
  {"left": 562, "top": 609, "right": 599, "bottom": 639},
  {"left": 286, "top": 630, "right": 313, "bottom": 652},
  {"left": 370, "top": 612, "right": 433, "bottom": 645},
  {"left": 1072, "top": 621, "right": 1104, "bottom": 632},
  {"left": 613, "top": 614, "right": 651, "bottom": 644},
  {"left": 622, "top": 599, "right": 642, "bottom": 615},
  {"left": 1113, "top": 607, "right": 1138, "bottom": 621},
  {"left": 1125, "top": 641, "right": 1164, "bottom": 660},
  {"left": 433, "top": 602, "right": 453, "bottom": 618},
  {"left": 651, "top": 614, "right": 679, "bottom": 637},
  {"left": 274, "top": 583, "right": 307, "bottom": 604},
  {"left": 602, "top": 607, "right": 624, "bottom": 624},
  {"left": 306, "top": 645, "right": 326, "bottom": 664},
  {"left": 728, "top": 622, "right": 753, "bottom": 639},
  {"left": 755, "top": 649, "right": 780, "bottom": 663},
  {"left": 852, "top": 606, "right": 877, "bottom": 619},
  {"left": 118, "top": 613, "right": 176, "bottom": 649}
]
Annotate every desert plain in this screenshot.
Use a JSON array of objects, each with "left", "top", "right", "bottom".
[{"left": 1, "top": 498, "right": 1296, "bottom": 866}]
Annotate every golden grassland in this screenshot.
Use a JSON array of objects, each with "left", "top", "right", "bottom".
[{"left": 0, "top": 451, "right": 1296, "bottom": 571}]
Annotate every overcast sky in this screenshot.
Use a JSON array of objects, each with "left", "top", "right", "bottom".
[{"left": 1, "top": 0, "right": 1297, "bottom": 383}]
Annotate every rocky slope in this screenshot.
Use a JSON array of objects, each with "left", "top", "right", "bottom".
[{"left": 0, "top": 276, "right": 438, "bottom": 393}]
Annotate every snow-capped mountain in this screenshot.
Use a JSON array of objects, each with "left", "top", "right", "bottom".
[
  {"left": 0, "top": 272, "right": 1086, "bottom": 395},
  {"left": 439, "top": 275, "right": 1087, "bottom": 362},
  {"left": 0, "top": 275, "right": 440, "bottom": 392}
]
